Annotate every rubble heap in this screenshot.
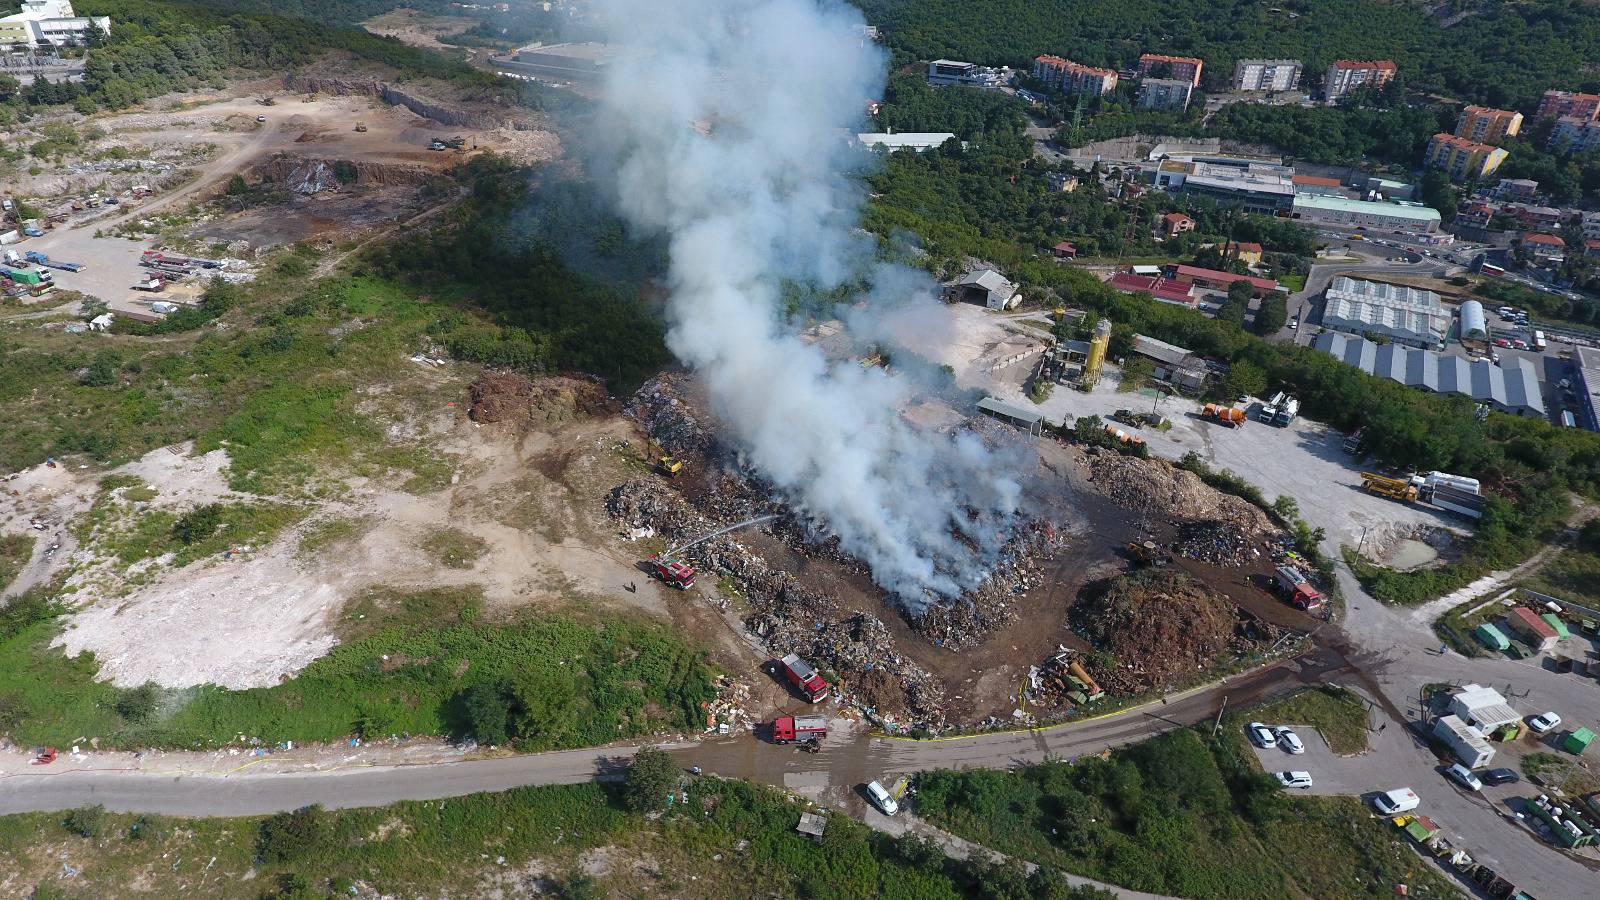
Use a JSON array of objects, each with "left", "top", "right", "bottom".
[
  {"left": 469, "top": 372, "right": 613, "bottom": 426},
  {"left": 1072, "top": 569, "right": 1280, "bottom": 694}
]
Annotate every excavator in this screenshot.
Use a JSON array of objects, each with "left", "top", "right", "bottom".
[
  {"left": 649, "top": 515, "right": 777, "bottom": 590},
  {"left": 640, "top": 437, "right": 683, "bottom": 477},
  {"left": 1125, "top": 540, "right": 1170, "bottom": 568}
]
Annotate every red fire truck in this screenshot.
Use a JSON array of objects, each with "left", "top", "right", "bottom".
[
  {"left": 776, "top": 652, "right": 829, "bottom": 702},
  {"left": 770, "top": 714, "right": 828, "bottom": 745},
  {"left": 1273, "top": 565, "right": 1325, "bottom": 611}
]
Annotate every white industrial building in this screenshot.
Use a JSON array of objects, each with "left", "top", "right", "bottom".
[
  {"left": 926, "top": 59, "right": 1011, "bottom": 89},
  {"left": 1292, "top": 193, "right": 1441, "bottom": 233},
  {"left": 1458, "top": 299, "right": 1488, "bottom": 342},
  {"left": 1322, "top": 276, "right": 1448, "bottom": 348},
  {"left": 1432, "top": 714, "right": 1496, "bottom": 769},
  {"left": 0, "top": 0, "right": 109, "bottom": 49},
  {"left": 947, "top": 269, "right": 1021, "bottom": 310},
  {"left": 856, "top": 132, "right": 958, "bottom": 153},
  {"left": 1314, "top": 333, "right": 1546, "bottom": 417},
  {"left": 1447, "top": 684, "right": 1522, "bottom": 733}
]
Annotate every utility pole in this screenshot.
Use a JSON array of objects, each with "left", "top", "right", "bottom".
[
  {"left": 1212, "top": 694, "right": 1229, "bottom": 738},
  {"left": 1356, "top": 524, "right": 1371, "bottom": 557}
]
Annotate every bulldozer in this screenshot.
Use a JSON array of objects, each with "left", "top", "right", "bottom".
[{"left": 354, "top": 121, "right": 368, "bottom": 132}]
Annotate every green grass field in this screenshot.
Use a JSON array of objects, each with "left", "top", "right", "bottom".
[
  {"left": 0, "top": 533, "right": 34, "bottom": 594},
  {"left": 0, "top": 779, "right": 1098, "bottom": 899},
  {"left": 0, "top": 586, "right": 714, "bottom": 751}
]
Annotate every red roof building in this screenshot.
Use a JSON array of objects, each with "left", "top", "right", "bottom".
[
  {"left": 1584, "top": 238, "right": 1600, "bottom": 259},
  {"left": 1505, "top": 607, "right": 1558, "bottom": 651},
  {"left": 1170, "top": 265, "right": 1279, "bottom": 296},
  {"left": 1052, "top": 241, "right": 1078, "bottom": 258},
  {"left": 1110, "top": 272, "right": 1196, "bottom": 307},
  {"left": 1162, "top": 212, "right": 1195, "bottom": 235},
  {"left": 1137, "top": 53, "right": 1203, "bottom": 87}
]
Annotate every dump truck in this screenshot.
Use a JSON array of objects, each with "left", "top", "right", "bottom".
[
  {"left": 1360, "top": 472, "right": 1419, "bottom": 502},
  {"left": 1202, "top": 403, "right": 1247, "bottom": 427},
  {"left": 1272, "top": 565, "right": 1325, "bottom": 611},
  {"left": 776, "top": 652, "right": 829, "bottom": 702},
  {"left": 769, "top": 714, "right": 828, "bottom": 744}
]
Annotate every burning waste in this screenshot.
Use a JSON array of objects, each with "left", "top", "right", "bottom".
[{"left": 588, "top": 0, "right": 1028, "bottom": 610}]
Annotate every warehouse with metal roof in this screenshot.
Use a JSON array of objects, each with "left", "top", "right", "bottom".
[
  {"left": 1321, "top": 276, "right": 1449, "bottom": 348},
  {"left": 1313, "top": 332, "right": 1545, "bottom": 416},
  {"left": 1291, "top": 193, "right": 1442, "bottom": 233}
]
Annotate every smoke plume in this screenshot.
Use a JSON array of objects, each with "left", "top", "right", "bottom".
[{"left": 591, "top": 0, "right": 1024, "bottom": 605}]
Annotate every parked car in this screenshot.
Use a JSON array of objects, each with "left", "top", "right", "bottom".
[
  {"left": 1275, "top": 771, "right": 1314, "bottom": 790},
  {"left": 1276, "top": 726, "right": 1305, "bottom": 754},
  {"left": 1373, "top": 787, "right": 1421, "bottom": 814},
  {"left": 865, "top": 780, "right": 899, "bottom": 816},
  {"left": 1444, "top": 764, "right": 1483, "bottom": 792},
  {"left": 1493, "top": 338, "right": 1511, "bottom": 348},
  {"left": 1482, "top": 768, "right": 1520, "bottom": 786},
  {"left": 1528, "top": 711, "right": 1562, "bottom": 734},
  {"left": 1512, "top": 339, "right": 1529, "bottom": 350},
  {"left": 1247, "top": 722, "right": 1278, "bottom": 749}
]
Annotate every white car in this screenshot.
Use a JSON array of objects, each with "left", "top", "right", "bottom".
[
  {"left": 1528, "top": 711, "right": 1562, "bottom": 734},
  {"left": 1247, "top": 722, "right": 1278, "bottom": 749},
  {"left": 1276, "top": 771, "right": 1313, "bottom": 790},
  {"left": 1444, "top": 764, "right": 1482, "bottom": 792},
  {"left": 1276, "top": 726, "right": 1305, "bottom": 754},
  {"left": 865, "top": 780, "right": 899, "bottom": 816},
  {"left": 1373, "top": 787, "right": 1420, "bottom": 814}
]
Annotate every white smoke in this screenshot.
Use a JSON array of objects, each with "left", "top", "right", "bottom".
[{"left": 590, "top": 0, "right": 1025, "bottom": 604}]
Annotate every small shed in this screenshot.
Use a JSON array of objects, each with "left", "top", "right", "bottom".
[
  {"left": 1505, "top": 607, "right": 1558, "bottom": 652},
  {"left": 1564, "top": 727, "right": 1596, "bottom": 755},
  {"left": 1474, "top": 622, "right": 1510, "bottom": 651},
  {"left": 796, "top": 812, "right": 828, "bottom": 840},
  {"left": 977, "top": 397, "right": 1044, "bottom": 436},
  {"left": 1541, "top": 613, "right": 1571, "bottom": 640},
  {"left": 1052, "top": 241, "right": 1077, "bottom": 259}
]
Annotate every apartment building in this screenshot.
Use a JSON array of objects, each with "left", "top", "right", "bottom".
[
  {"left": 1138, "top": 53, "right": 1202, "bottom": 87},
  {"left": 926, "top": 59, "right": 1010, "bottom": 88},
  {"left": 1137, "top": 77, "right": 1192, "bottom": 112},
  {"left": 1535, "top": 89, "right": 1600, "bottom": 122},
  {"left": 1032, "top": 55, "right": 1118, "bottom": 96},
  {"left": 1549, "top": 116, "right": 1600, "bottom": 154},
  {"left": 1424, "top": 133, "right": 1509, "bottom": 182},
  {"left": 1324, "top": 60, "right": 1396, "bottom": 103},
  {"left": 1454, "top": 106, "right": 1523, "bottom": 143},
  {"left": 1232, "top": 59, "right": 1301, "bottom": 92}
]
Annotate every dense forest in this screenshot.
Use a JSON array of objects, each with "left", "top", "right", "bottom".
[{"left": 851, "top": 0, "right": 1600, "bottom": 112}]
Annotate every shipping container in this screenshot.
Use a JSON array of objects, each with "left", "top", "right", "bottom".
[
  {"left": 1475, "top": 623, "right": 1510, "bottom": 651},
  {"left": 1541, "top": 613, "right": 1571, "bottom": 641}
]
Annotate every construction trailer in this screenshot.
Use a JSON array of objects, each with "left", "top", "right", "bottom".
[
  {"left": 1474, "top": 622, "right": 1510, "bottom": 651},
  {"left": 1505, "top": 607, "right": 1558, "bottom": 652},
  {"left": 1447, "top": 684, "right": 1522, "bottom": 734},
  {"left": 1432, "top": 714, "right": 1495, "bottom": 768}
]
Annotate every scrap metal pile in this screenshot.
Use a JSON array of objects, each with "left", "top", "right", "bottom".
[
  {"left": 1070, "top": 568, "right": 1286, "bottom": 694},
  {"left": 1023, "top": 647, "right": 1108, "bottom": 713}
]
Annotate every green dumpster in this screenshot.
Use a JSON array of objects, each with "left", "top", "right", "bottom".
[
  {"left": 1564, "top": 727, "right": 1595, "bottom": 754},
  {"left": 1475, "top": 622, "right": 1510, "bottom": 651},
  {"left": 1541, "top": 613, "right": 1571, "bottom": 640}
]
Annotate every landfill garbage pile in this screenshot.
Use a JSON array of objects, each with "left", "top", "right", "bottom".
[
  {"left": 607, "top": 477, "right": 949, "bottom": 729},
  {"left": 1080, "top": 449, "right": 1278, "bottom": 539},
  {"left": 469, "top": 372, "right": 614, "bottom": 426},
  {"left": 1071, "top": 569, "right": 1281, "bottom": 694},
  {"left": 1173, "top": 519, "right": 1265, "bottom": 567},
  {"left": 911, "top": 522, "right": 1071, "bottom": 650},
  {"left": 625, "top": 372, "right": 715, "bottom": 455}
]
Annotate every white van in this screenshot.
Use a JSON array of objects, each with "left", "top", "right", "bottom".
[
  {"left": 1373, "top": 788, "right": 1420, "bottom": 814},
  {"left": 866, "top": 780, "right": 899, "bottom": 816}
]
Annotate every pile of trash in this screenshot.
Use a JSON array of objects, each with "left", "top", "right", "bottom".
[
  {"left": 912, "top": 523, "right": 1070, "bottom": 650},
  {"left": 702, "top": 676, "right": 757, "bottom": 733},
  {"left": 1071, "top": 569, "right": 1263, "bottom": 694},
  {"left": 626, "top": 372, "right": 715, "bottom": 455},
  {"left": 1173, "top": 519, "right": 1264, "bottom": 567},
  {"left": 1023, "top": 647, "right": 1108, "bottom": 712},
  {"left": 1080, "top": 450, "right": 1278, "bottom": 539}
]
